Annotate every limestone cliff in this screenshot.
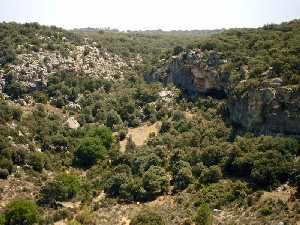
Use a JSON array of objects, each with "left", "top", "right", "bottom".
[
  {"left": 148, "top": 50, "right": 300, "bottom": 137},
  {"left": 146, "top": 50, "right": 229, "bottom": 98},
  {"left": 229, "top": 85, "right": 300, "bottom": 137}
]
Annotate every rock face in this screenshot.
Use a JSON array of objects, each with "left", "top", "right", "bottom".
[
  {"left": 229, "top": 86, "right": 300, "bottom": 137},
  {"left": 150, "top": 50, "right": 300, "bottom": 137},
  {"left": 0, "top": 38, "right": 130, "bottom": 93},
  {"left": 65, "top": 117, "right": 80, "bottom": 129},
  {"left": 147, "top": 51, "right": 229, "bottom": 99},
  {"left": 168, "top": 52, "right": 227, "bottom": 97}
]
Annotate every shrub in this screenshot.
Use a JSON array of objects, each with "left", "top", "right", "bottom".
[
  {"left": 4, "top": 199, "right": 39, "bottom": 225},
  {"left": 52, "top": 208, "right": 72, "bottom": 222},
  {"left": 259, "top": 206, "right": 272, "bottom": 216},
  {"left": 126, "top": 136, "right": 136, "bottom": 152},
  {"left": 75, "top": 208, "right": 96, "bottom": 225},
  {"left": 119, "top": 177, "right": 145, "bottom": 202},
  {"left": 0, "top": 214, "right": 4, "bottom": 225},
  {"left": 132, "top": 152, "right": 162, "bottom": 175},
  {"left": 11, "top": 147, "right": 27, "bottom": 165},
  {"left": 0, "top": 100, "right": 22, "bottom": 123},
  {"left": 74, "top": 137, "right": 107, "bottom": 168},
  {"left": 27, "top": 152, "right": 46, "bottom": 172},
  {"left": 50, "top": 134, "right": 69, "bottom": 151},
  {"left": 172, "top": 160, "right": 193, "bottom": 190},
  {"left": 0, "top": 159, "right": 13, "bottom": 174},
  {"left": 0, "top": 169, "right": 9, "bottom": 179},
  {"left": 106, "top": 110, "right": 122, "bottom": 129},
  {"left": 130, "top": 209, "right": 165, "bottom": 225},
  {"left": 0, "top": 39, "right": 16, "bottom": 65},
  {"left": 142, "top": 166, "right": 169, "bottom": 198},
  {"left": 86, "top": 126, "right": 114, "bottom": 149},
  {"left": 33, "top": 92, "right": 48, "bottom": 103},
  {"left": 39, "top": 173, "right": 80, "bottom": 205},
  {"left": 194, "top": 204, "right": 213, "bottom": 225},
  {"left": 4, "top": 81, "right": 28, "bottom": 99},
  {"left": 195, "top": 181, "right": 250, "bottom": 208},
  {"left": 229, "top": 137, "right": 299, "bottom": 187},
  {"left": 118, "top": 129, "right": 127, "bottom": 141},
  {"left": 160, "top": 120, "right": 171, "bottom": 133},
  {"left": 249, "top": 151, "right": 291, "bottom": 188},
  {"left": 104, "top": 172, "right": 130, "bottom": 197},
  {"left": 200, "top": 145, "right": 227, "bottom": 167},
  {"left": 192, "top": 162, "right": 206, "bottom": 178},
  {"left": 200, "top": 166, "right": 222, "bottom": 184}
]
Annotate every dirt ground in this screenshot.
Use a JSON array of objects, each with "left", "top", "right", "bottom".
[
  {"left": 119, "top": 122, "right": 161, "bottom": 152},
  {"left": 184, "top": 111, "right": 195, "bottom": 120}
]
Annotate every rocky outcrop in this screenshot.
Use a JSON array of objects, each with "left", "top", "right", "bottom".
[
  {"left": 150, "top": 50, "right": 300, "bottom": 137},
  {"left": 65, "top": 117, "right": 80, "bottom": 129},
  {"left": 229, "top": 86, "right": 300, "bottom": 137},
  {"left": 0, "top": 37, "right": 131, "bottom": 94},
  {"left": 147, "top": 51, "right": 229, "bottom": 98},
  {"left": 169, "top": 52, "right": 228, "bottom": 96}
]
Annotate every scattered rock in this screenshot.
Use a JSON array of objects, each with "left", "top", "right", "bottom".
[
  {"left": 65, "top": 117, "right": 80, "bottom": 129},
  {"left": 0, "top": 40, "right": 132, "bottom": 94},
  {"left": 59, "top": 201, "right": 81, "bottom": 209},
  {"left": 53, "top": 220, "right": 67, "bottom": 225},
  {"left": 66, "top": 102, "right": 81, "bottom": 111},
  {"left": 213, "top": 209, "right": 222, "bottom": 213},
  {"left": 93, "top": 191, "right": 106, "bottom": 203}
]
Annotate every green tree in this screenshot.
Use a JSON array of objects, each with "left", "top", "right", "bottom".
[
  {"left": 104, "top": 172, "right": 130, "bottom": 197},
  {"left": 27, "top": 152, "right": 46, "bottom": 172},
  {"left": 172, "top": 160, "right": 193, "bottom": 190},
  {"left": 0, "top": 159, "right": 13, "bottom": 174},
  {"left": 194, "top": 204, "right": 213, "bottom": 225},
  {"left": 106, "top": 110, "right": 122, "bottom": 129},
  {"left": 142, "top": 166, "right": 169, "bottom": 198},
  {"left": 86, "top": 126, "right": 114, "bottom": 149},
  {"left": 126, "top": 135, "right": 136, "bottom": 152},
  {"left": 132, "top": 152, "right": 162, "bottom": 175},
  {"left": 0, "top": 169, "right": 9, "bottom": 179},
  {"left": 120, "top": 177, "right": 145, "bottom": 202},
  {"left": 39, "top": 173, "right": 80, "bottom": 206},
  {"left": 250, "top": 151, "right": 291, "bottom": 188},
  {"left": 200, "top": 165, "right": 222, "bottom": 184},
  {"left": 74, "top": 137, "right": 107, "bottom": 168},
  {"left": 4, "top": 199, "right": 39, "bottom": 225}
]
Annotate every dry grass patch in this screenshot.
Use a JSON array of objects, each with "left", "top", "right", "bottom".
[{"left": 119, "top": 122, "right": 161, "bottom": 152}]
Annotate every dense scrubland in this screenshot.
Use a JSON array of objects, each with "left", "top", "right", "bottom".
[{"left": 0, "top": 20, "right": 299, "bottom": 225}]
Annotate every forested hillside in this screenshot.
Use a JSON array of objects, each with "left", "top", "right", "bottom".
[{"left": 0, "top": 21, "right": 299, "bottom": 225}]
